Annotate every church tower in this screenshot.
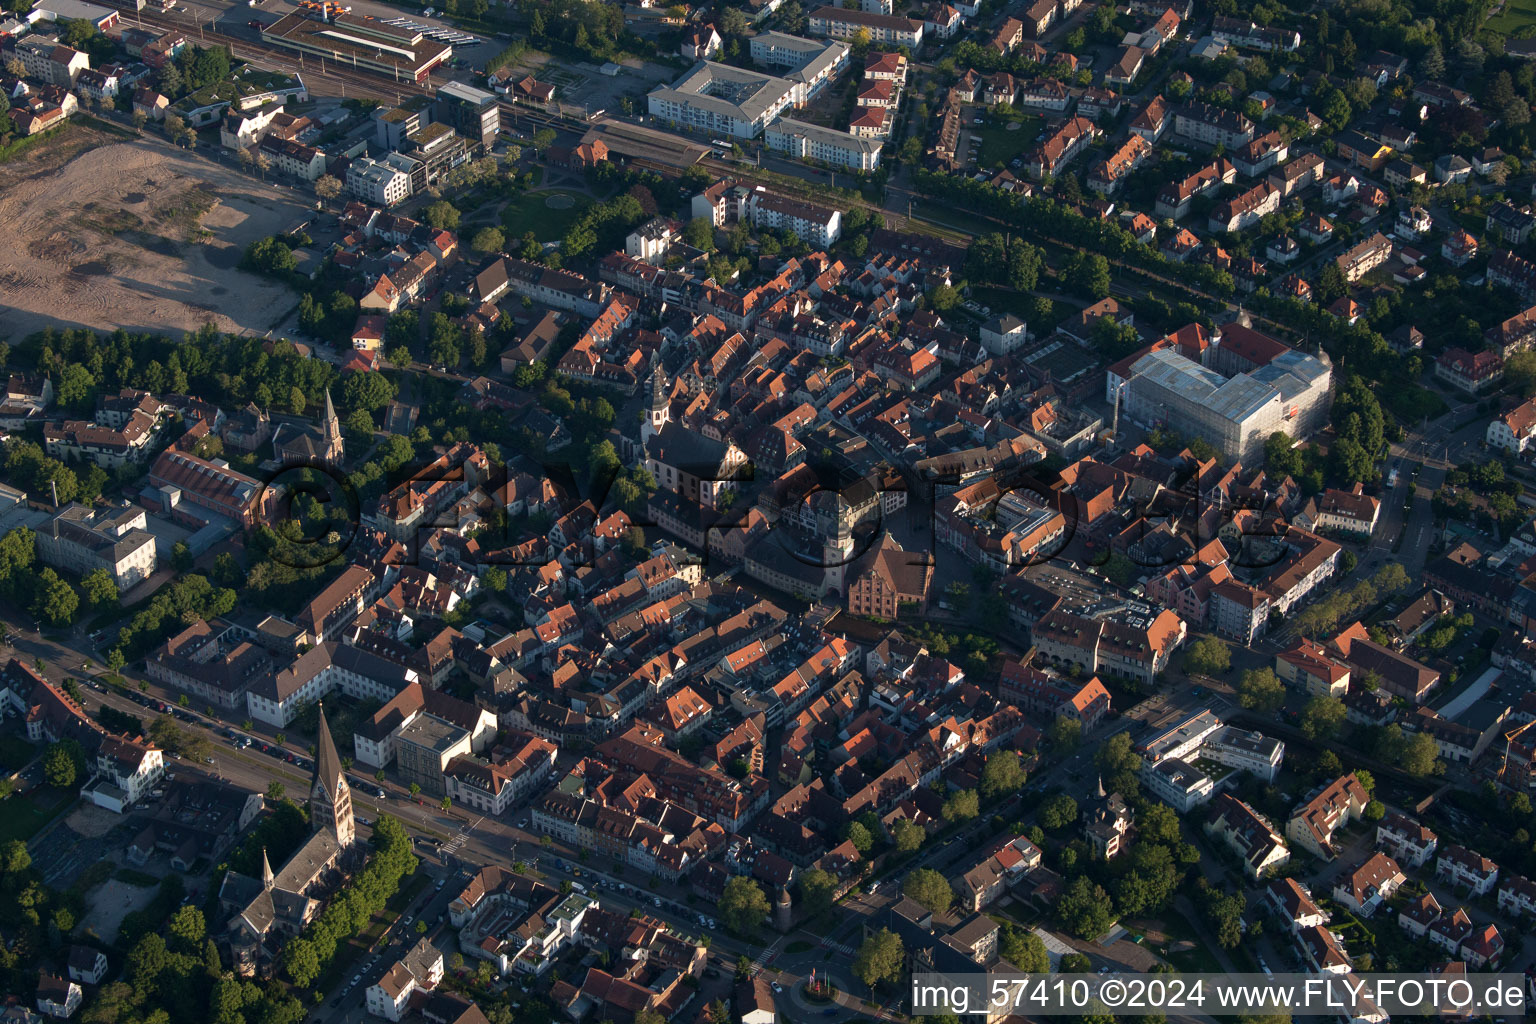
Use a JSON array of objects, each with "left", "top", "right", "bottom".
[
  {"left": 261, "top": 847, "right": 274, "bottom": 891},
  {"left": 310, "top": 703, "right": 355, "bottom": 848},
  {"left": 321, "top": 387, "right": 344, "bottom": 465},
  {"left": 642, "top": 368, "right": 670, "bottom": 445}
]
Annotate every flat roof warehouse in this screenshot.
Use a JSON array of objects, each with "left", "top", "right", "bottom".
[{"left": 260, "top": 12, "right": 451, "bottom": 82}]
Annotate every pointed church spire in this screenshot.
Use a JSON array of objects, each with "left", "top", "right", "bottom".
[
  {"left": 1096, "top": 775, "right": 1107, "bottom": 799},
  {"left": 261, "top": 847, "right": 274, "bottom": 890},
  {"left": 310, "top": 702, "right": 354, "bottom": 847},
  {"left": 322, "top": 387, "right": 340, "bottom": 440},
  {"left": 315, "top": 701, "right": 343, "bottom": 798}
]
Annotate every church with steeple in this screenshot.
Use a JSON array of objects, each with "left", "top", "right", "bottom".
[
  {"left": 272, "top": 388, "right": 345, "bottom": 468},
  {"left": 220, "top": 704, "right": 356, "bottom": 975}
]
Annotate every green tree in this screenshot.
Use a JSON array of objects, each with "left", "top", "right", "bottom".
[
  {"left": 942, "top": 788, "right": 980, "bottom": 823},
  {"left": 1048, "top": 716, "right": 1082, "bottom": 750},
  {"left": 470, "top": 226, "right": 505, "bottom": 254},
  {"left": 1095, "top": 732, "right": 1142, "bottom": 795},
  {"left": 167, "top": 904, "right": 205, "bottom": 953},
  {"left": 1315, "top": 262, "right": 1348, "bottom": 305},
  {"left": 0, "top": 524, "right": 35, "bottom": 598},
  {"left": 1201, "top": 888, "right": 1246, "bottom": 948},
  {"left": 1008, "top": 241, "right": 1042, "bottom": 291},
  {"left": 999, "top": 926, "right": 1049, "bottom": 972},
  {"left": 32, "top": 568, "right": 78, "bottom": 626},
  {"left": 1237, "top": 667, "right": 1286, "bottom": 713},
  {"left": 1057, "top": 877, "right": 1114, "bottom": 939},
  {"left": 844, "top": 819, "right": 874, "bottom": 854},
  {"left": 423, "top": 200, "right": 461, "bottom": 231},
  {"left": 1402, "top": 732, "right": 1440, "bottom": 776},
  {"left": 1065, "top": 252, "right": 1111, "bottom": 300},
  {"left": 1183, "top": 636, "right": 1230, "bottom": 676},
  {"left": 1300, "top": 695, "right": 1346, "bottom": 741},
  {"left": 902, "top": 868, "right": 953, "bottom": 915},
  {"left": 684, "top": 217, "right": 715, "bottom": 251},
  {"left": 719, "top": 876, "right": 771, "bottom": 935},
  {"left": 0, "top": 839, "right": 32, "bottom": 876},
  {"left": 980, "top": 749, "right": 1026, "bottom": 800},
  {"left": 891, "top": 818, "right": 925, "bottom": 853},
  {"left": 852, "top": 928, "right": 905, "bottom": 991},
  {"left": 267, "top": 781, "right": 286, "bottom": 802},
  {"left": 284, "top": 937, "right": 322, "bottom": 987},
  {"left": 1039, "top": 792, "right": 1079, "bottom": 830},
  {"left": 1091, "top": 316, "right": 1142, "bottom": 361},
  {"left": 798, "top": 867, "right": 838, "bottom": 919},
  {"left": 44, "top": 742, "right": 78, "bottom": 788}
]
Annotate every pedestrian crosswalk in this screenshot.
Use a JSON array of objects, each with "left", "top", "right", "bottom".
[
  {"left": 749, "top": 937, "right": 784, "bottom": 975},
  {"left": 819, "top": 939, "right": 858, "bottom": 956},
  {"left": 440, "top": 816, "right": 481, "bottom": 857}
]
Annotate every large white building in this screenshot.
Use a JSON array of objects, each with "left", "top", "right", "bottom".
[
  {"left": 246, "top": 642, "right": 419, "bottom": 727},
  {"left": 35, "top": 503, "right": 158, "bottom": 590},
  {"left": 807, "top": 5, "right": 924, "bottom": 47},
  {"left": 1142, "top": 756, "right": 1216, "bottom": 812},
  {"left": 443, "top": 733, "right": 559, "bottom": 815},
  {"left": 346, "top": 153, "right": 415, "bottom": 206},
  {"left": 1114, "top": 343, "right": 1332, "bottom": 464},
  {"left": 648, "top": 61, "right": 798, "bottom": 139},
  {"left": 1203, "top": 726, "right": 1285, "bottom": 783},
  {"left": 744, "top": 187, "right": 841, "bottom": 247},
  {"left": 748, "top": 32, "right": 849, "bottom": 102},
  {"left": 764, "top": 117, "right": 883, "bottom": 170}
]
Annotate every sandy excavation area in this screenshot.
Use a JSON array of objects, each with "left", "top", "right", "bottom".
[{"left": 0, "top": 125, "right": 317, "bottom": 340}]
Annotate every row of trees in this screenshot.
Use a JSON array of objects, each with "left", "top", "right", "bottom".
[
  {"left": 283, "top": 815, "right": 418, "bottom": 986},
  {"left": 23, "top": 326, "right": 338, "bottom": 429},
  {"left": 914, "top": 171, "right": 1238, "bottom": 300},
  {"left": 1290, "top": 562, "right": 1411, "bottom": 639}
]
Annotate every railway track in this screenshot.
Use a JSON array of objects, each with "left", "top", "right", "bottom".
[{"left": 98, "top": 0, "right": 424, "bottom": 102}]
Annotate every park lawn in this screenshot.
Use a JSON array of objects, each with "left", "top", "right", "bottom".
[
  {"left": 0, "top": 785, "right": 77, "bottom": 845},
  {"left": 500, "top": 190, "right": 591, "bottom": 243},
  {"left": 1490, "top": 0, "right": 1536, "bottom": 34},
  {"left": 975, "top": 114, "right": 1044, "bottom": 170}
]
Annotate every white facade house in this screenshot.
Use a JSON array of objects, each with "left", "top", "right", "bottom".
[
  {"left": 625, "top": 217, "right": 675, "bottom": 263},
  {"left": 1376, "top": 812, "right": 1438, "bottom": 868},
  {"left": 36, "top": 975, "right": 82, "bottom": 1020},
  {"left": 443, "top": 737, "right": 558, "bottom": 815},
  {"left": 806, "top": 6, "right": 924, "bottom": 47},
  {"left": 744, "top": 188, "right": 841, "bottom": 247},
  {"left": 35, "top": 503, "right": 157, "bottom": 590},
  {"left": 1141, "top": 756, "right": 1215, "bottom": 812},
  {"left": 347, "top": 154, "right": 414, "bottom": 206},
  {"left": 1488, "top": 397, "right": 1536, "bottom": 453},
  {"left": 980, "top": 314, "right": 1028, "bottom": 355},
  {"left": 365, "top": 940, "right": 444, "bottom": 1022},
  {"left": 246, "top": 643, "right": 418, "bottom": 727},
  {"left": 1201, "top": 726, "right": 1284, "bottom": 783},
  {"left": 1435, "top": 844, "right": 1499, "bottom": 896},
  {"left": 647, "top": 61, "right": 797, "bottom": 139},
  {"left": 83, "top": 735, "right": 165, "bottom": 812},
  {"left": 764, "top": 117, "right": 883, "bottom": 170}
]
